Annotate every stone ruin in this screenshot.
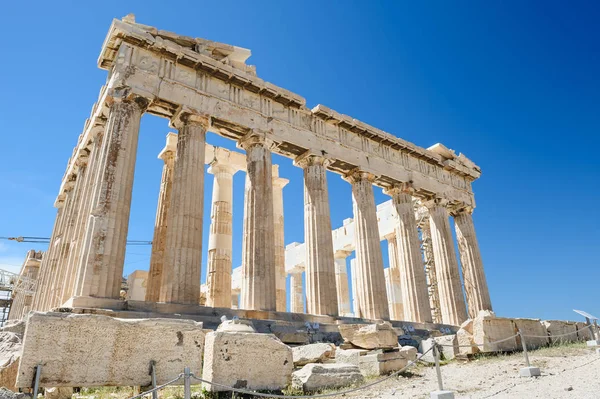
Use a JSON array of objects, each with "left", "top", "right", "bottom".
[{"left": 3, "top": 13, "right": 598, "bottom": 397}]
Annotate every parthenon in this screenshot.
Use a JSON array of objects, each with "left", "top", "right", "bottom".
[{"left": 27, "top": 14, "right": 491, "bottom": 329}]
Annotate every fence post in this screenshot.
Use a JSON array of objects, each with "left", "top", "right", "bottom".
[
  {"left": 183, "top": 367, "right": 191, "bottom": 399},
  {"left": 430, "top": 344, "right": 455, "bottom": 399},
  {"left": 518, "top": 329, "right": 541, "bottom": 377},
  {"left": 150, "top": 361, "right": 158, "bottom": 399},
  {"left": 32, "top": 364, "right": 42, "bottom": 398}
]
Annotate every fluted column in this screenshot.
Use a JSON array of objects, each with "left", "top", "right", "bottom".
[
  {"left": 385, "top": 234, "right": 404, "bottom": 321},
  {"left": 350, "top": 258, "right": 360, "bottom": 317},
  {"left": 145, "top": 133, "right": 177, "bottom": 302},
  {"left": 272, "top": 168, "right": 289, "bottom": 312},
  {"left": 386, "top": 186, "right": 433, "bottom": 323},
  {"left": 345, "top": 171, "right": 389, "bottom": 320},
  {"left": 206, "top": 161, "right": 238, "bottom": 308},
  {"left": 426, "top": 199, "right": 467, "bottom": 325},
  {"left": 49, "top": 160, "right": 88, "bottom": 309},
  {"left": 295, "top": 153, "right": 338, "bottom": 316},
  {"left": 238, "top": 133, "right": 276, "bottom": 311},
  {"left": 454, "top": 208, "right": 492, "bottom": 318},
  {"left": 334, "top": 251, "right": 352, "bottom": 316},
  {"left": 231, "top": 293, "right": 239, "bottom": 309},
  {"left": 290, "top": 272, "right": 304, "bottom": 313},
  {"left": 60, "top": 134, "right": 104, "bottom": 305},
  {"left": 160, "top": 110, "right": 207, "bottom": 304},
  {"left": 72, "top": 94, "right": 147, "bottom": 301}
]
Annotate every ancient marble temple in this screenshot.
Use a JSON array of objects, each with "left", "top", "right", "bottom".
[{"left": 29, "top": 15, "right": 491, "bottom": 327}]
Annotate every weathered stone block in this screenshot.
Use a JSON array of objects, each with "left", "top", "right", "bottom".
[
  {"left": 575, "top": 322, "right": 594, "bottom": 341},
  {"left": 434, "top": 335, "right": 458, "bottom": 361},
  {"left": 44, "top": 387, "right": 73, "bottom": 399},
  {"left": 16, "top": 312, "right": 205, "bottom": 388},
  {"left": 335, "top": 348, "right": 407, "bottom": 376},
  {"left": 398, "top": 346, "right": 418, "bottom": 361},
  {"left": 292, "top": 343, "right": 335, "bottom": 366},
  {"left": 542, "top": 320, "right": 578, "bottom": 344},
  {"left": 356, "top": 354, "right": 407, "bottom": 376},
  {"left": 472, "top": 313, "right": 518, "bottom": 352},
  {"left": 513, "top": 318, "right": 548, "bottom": 349},
  {"left": 202, "top": 331, "right": 293, "bottom": 392},
  {"left": 0, "top": 332, "right": 23, "bottom": 391},
  {"left": 338, "top": 322, "right": 397, "bottom": 349},
  {"left": 456, "top": 329, "right": 478, "bottom": 356},
  {"left": 292, "top": 363, "right": 363, "bottom": 392}
]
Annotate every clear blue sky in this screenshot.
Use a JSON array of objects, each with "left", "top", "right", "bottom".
[{"left": 0, "top": 1, "right": 598, "bottom": 321}]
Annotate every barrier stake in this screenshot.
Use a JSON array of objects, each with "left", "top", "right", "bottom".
[
  {"left": 430, "top": 344, "right": 454, "bottom": 399},
  {"left": 518, "top": 330, "right": 540, "bottom": 377},
  {"left": 183, "top": 367, "right": 191, "bottom": 399},
  {"left": 150, "top": 361, "right": 158, "bottom": 399},
  {"left": 32, "top": 364, "right": 42, "bottom": 398}
]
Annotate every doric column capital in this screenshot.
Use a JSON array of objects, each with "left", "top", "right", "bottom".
[
  {"left": 334, "top": 250, "right": 352, "bottom": 259},
  {"left": 383, "top": 182, "right": 414, "bottom": 197},
  {"left": 343, "top": 168, "right": 377, "bottom": 184},
  {"left": 384, "top": 232, "right": 396, "bottom": 242},
  {"left": 170, "top": 106, "right": 210, "bottom": 130},
  {"left": 207, "top": 161, "right": 238, "bottom": 176},
  {"left": 106, "top": 88, "right": 150, "bottom": 112},
  {"left": 293, "top": 151, "right": 333, "bottom": 169},
  {"left": 272, "top": 176, "right": 289, "bottom": 189},
  {"left": 158, "top": 132, "right": 177, "bottom": 162},
  {"left": 450, "top": 204, "right": 475, "bottom": 217},
  {"left": 237, "top": 130, "right": 275, "bottom": 151},
  {"left": 422, "top": 197, "right": 450, "bottom": 209}
]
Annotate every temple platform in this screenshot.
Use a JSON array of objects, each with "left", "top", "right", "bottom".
[{"left": 57, "top": 297, "right": 458, "bottom": 344}]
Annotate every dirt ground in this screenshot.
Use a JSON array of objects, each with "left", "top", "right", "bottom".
[{"left": 328, "top": 343, "right": 600, "bottom": 399}]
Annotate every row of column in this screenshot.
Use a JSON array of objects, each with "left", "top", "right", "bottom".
[
  {"left": 289, "top": 167, "right": 492, "bottom": 326},
  {"left": 32, "top": 93, "right": 491, "bottom": 327}
]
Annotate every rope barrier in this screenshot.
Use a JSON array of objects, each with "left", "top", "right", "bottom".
[
  {"left": 122, "top": 324, "right": 598, "bottom": 399},
  {"left": 186, "top": 347, "right": 434, "bottom": 399},
  {"left": 127, "top": 374, "right": 183, "bottom": 399},
  {"left": 436, "top": 324, "right": 596, "bottom": 348}
]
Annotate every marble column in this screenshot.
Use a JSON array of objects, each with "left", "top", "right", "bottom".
[
  {"left": 272, "top": 167, "right": 289, "bottom": 312},
  {"left": 231, "top": 293, "right": 239, "bottom": 309},
  {"left": 426, "top": 199, "right": 467, "bottom": 326},
  {"left": 206, "top": 161, "right": 238, "bottom": 308},
  {"left": 454, "top": 208, "right": 492, "bottom": 318},
  {"left": 60, "top": 134, "right": 104, "bottom": 305},
  {"left": 73, "top": 95, "right": 147, "bottom": 301},
  {"left": 290, "top": 271, "right": 304, "bottom": 313},
  {"left": 334, "top": 251, "right": 352, "bottom": 316},
  {"left": 385, "top": 234, "right": 404, "bottom": 321},
  {"left": 145, "top": 133, "right": 176, "bottom": 302},
  {"left": 296, "top": 153, "right": 338, "bottom": 316},
  {"left": 350, "top": 258, "right": 361, "bottom": 318},
  {"left": 345, "top": 171, "right": 389, "bottom": 320},
  {"left": 160, "top": 111, "right": 207, "bottom": 304},
  {"left": 386, "top": 186, "right": 433, "bottom": 323},
  {"left": 50, "top": 160, "right": 88, "bottom": 309},
  {"left": 238, "top": 133, "right": 276, "bottom": 311}
]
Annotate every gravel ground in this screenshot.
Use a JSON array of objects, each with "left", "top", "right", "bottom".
[{"left": 327, "top": 344, "right": 600, "bottom": 399}]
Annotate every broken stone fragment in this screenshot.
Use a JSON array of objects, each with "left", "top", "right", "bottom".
[
  {"left": 338, "top": 322, "right": 398, "bottom": 350},
  {"left": 202, "top": 331, "right": 293, "bottom": 392},
  {"left": 291, "top": 363, "right": 363, "bottom": 392},
  {"left": 292, "top": 343, "right": 336, "bottom": 367},
  {"left": 216, "top": 318, "right": 255, "bottom": 333}
]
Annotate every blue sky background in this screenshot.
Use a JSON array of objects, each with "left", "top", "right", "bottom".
[{"left": 0, "top": 1, "right": 598, "bottom": 321}]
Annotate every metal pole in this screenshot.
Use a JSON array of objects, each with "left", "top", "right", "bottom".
[
  {"left": 32, "top": 364, "right": 42, "bottom": 398},
  {"left": 519, "top": 330, "right": 531, "bottom": 367},
  {"left": 183, "top": 367, "right": 191, "bottom": 399},
  {"left": 433, "top": 344, "right": 444, "bottom": 391},
  {"left": 150, "top": 361, "right": 158, "bottom": 399}
]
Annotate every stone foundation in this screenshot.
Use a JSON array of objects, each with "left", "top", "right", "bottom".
[{"left": 17, "top": 312, "right": 205, "bottom": 388}]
